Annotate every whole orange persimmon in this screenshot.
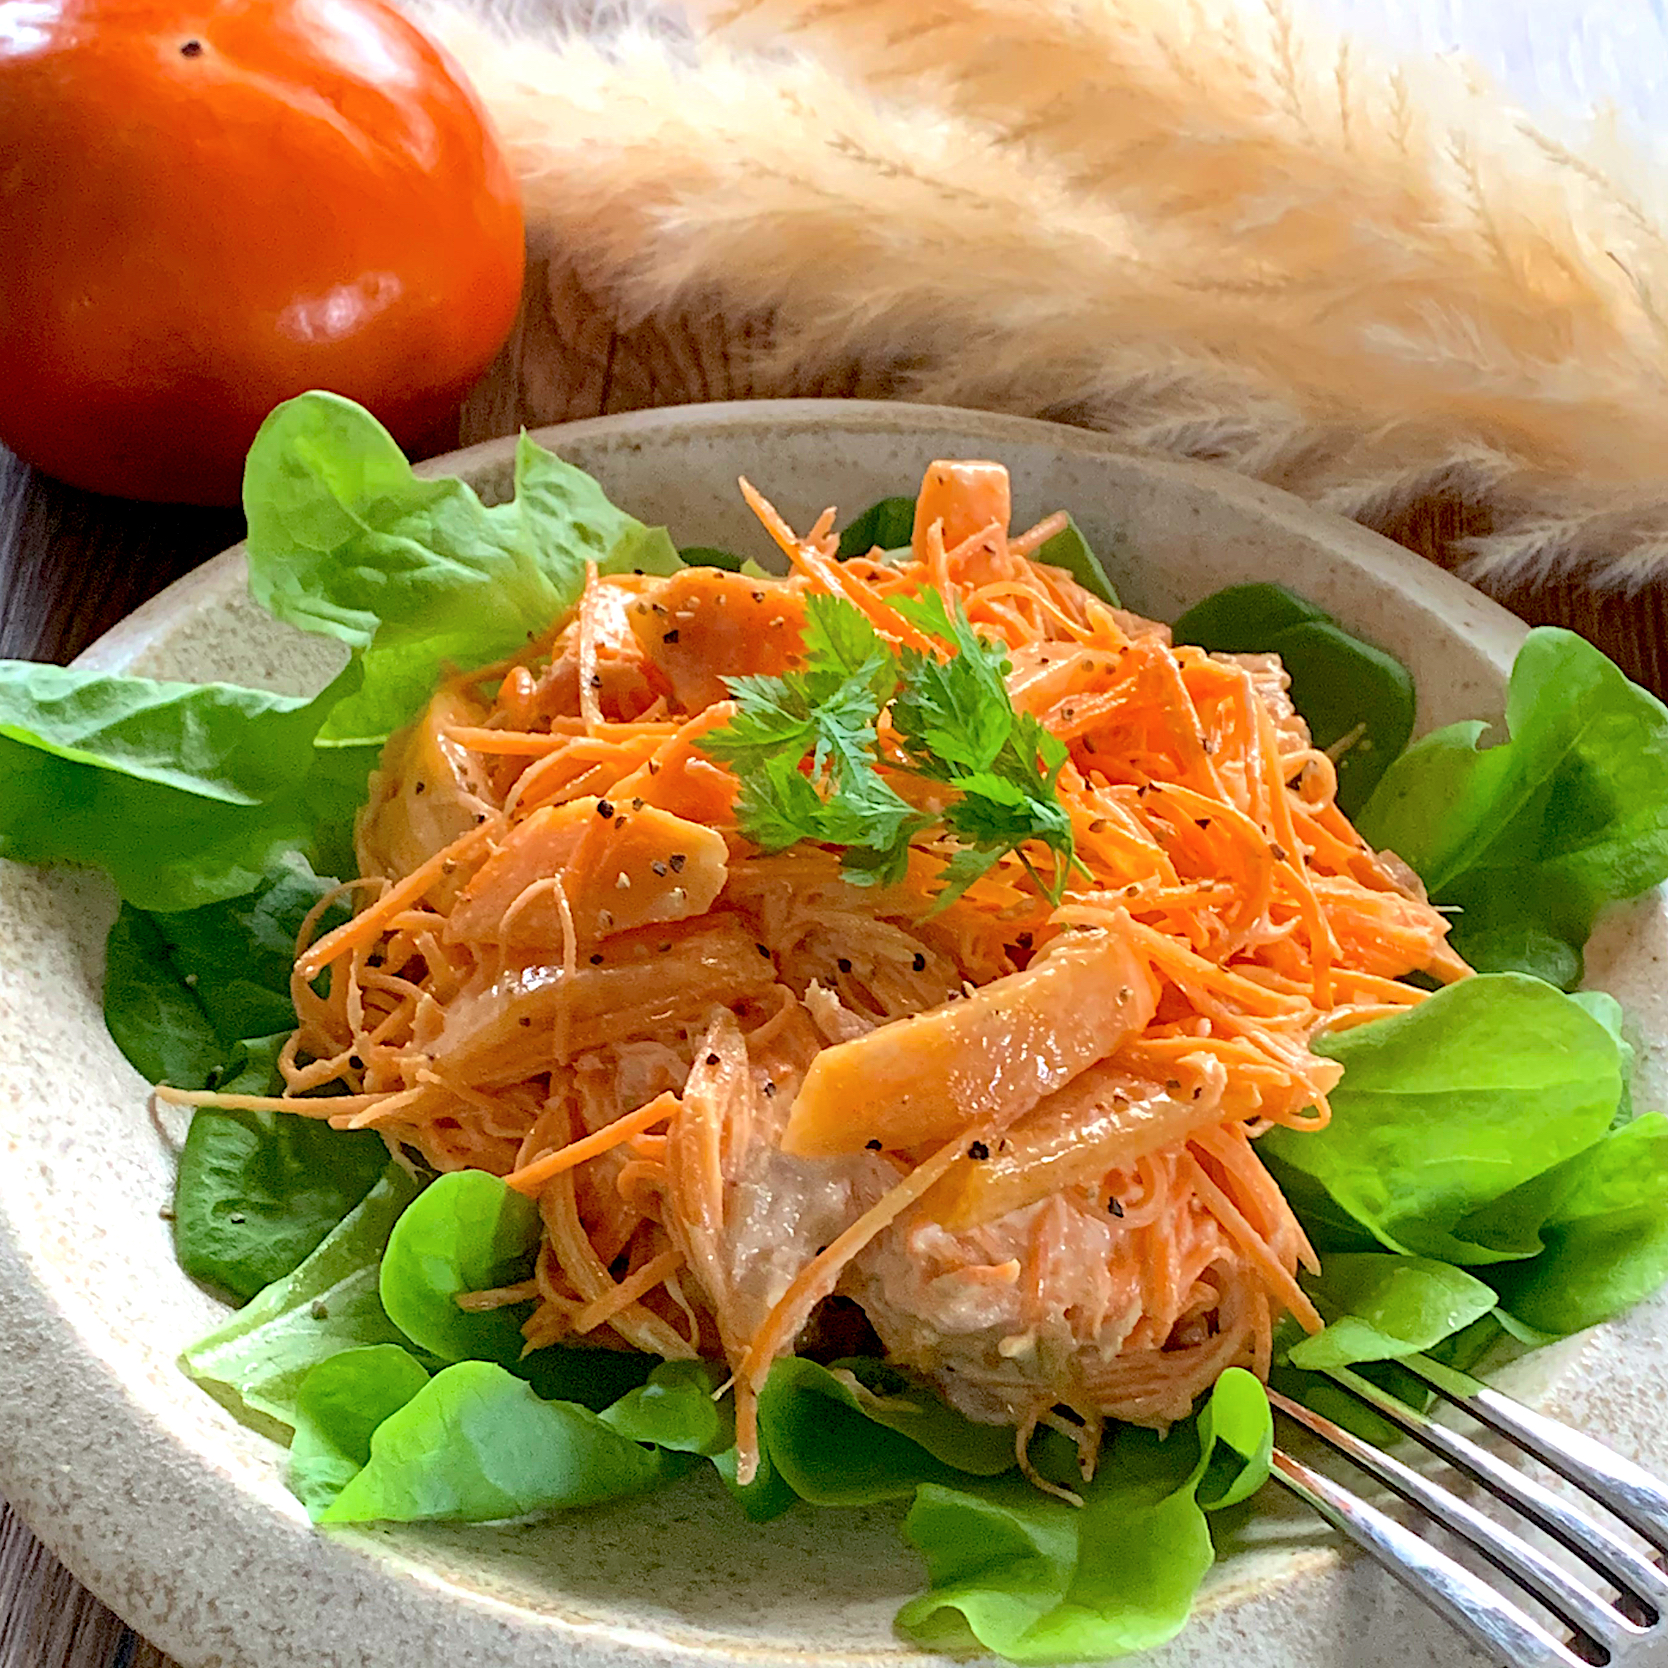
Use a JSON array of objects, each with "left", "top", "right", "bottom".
[{"left": 0, "top": 0, "right": 525, "bottom": 503}]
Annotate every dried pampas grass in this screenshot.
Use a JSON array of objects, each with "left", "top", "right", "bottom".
[{"left": 424, "top": 0, "right": 1668, "bottom": 587}]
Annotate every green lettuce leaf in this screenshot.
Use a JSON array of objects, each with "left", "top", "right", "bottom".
[
  {"left": 680, "top": 546, "right": 771, "bottom": 580},
  {"left": 1172, "top": 583, "right": 1413, "bottom": 813},
  {"left": 600, "top": 1359, "right": 731, "bottom": 1455},
  {"left": 375, "top": 1168, "right": 654, "bottom": 1408},
  {"left": 288, "top": 1344, "right": 432, "bottom": 1517},
  {"left": 1192, "top": 1363, "right": 1275, "bottom": 1510},
  {"left": 1288, "top": 1254, "right": 1498, "bottom": 1370},
  {"left": 1035, "top": 517, "right": 1120, "bottom": 608},
  {"left": 1569, "top": 989, "right": 1636, "bottom": 1125},
  {"left": 757, "top": 1356, "right": 1015, "bottom": 1504},
  {"left": 378, "top": 1169, "right": 542, "bottom": 1366},
  {"left": 0, "top": 658, "right": 360, "bottom": 910},
  {"left": 171, "top": 1102, "right": 390, "bottom": 1306},
  {"left": 1270, "top": 1312, "right": 1507, "bottom": 1448},
  {"left": 1171, "top": 582, "right": 1325, "bottom": 646},
  {"left": 1478, "top": 1114, "right": 1668, "bottom": 1336},
  {"left": 242, "top": 392, "right": 681, "bottom": 747},
  {"left": 104, "top": 856, "right": 340, "bottom": 1087},
  {"left": 710, "top": 1438, "right": 799, "bottom": 1524},
  {"left": 897, "top": 1370, "right": 1271, "bottom": 1663},
  {"left": 317, "top": 1359, "right": 673, "bottom": 1524},
  {"left": 1262, "top": 974, "right": 1622, "bottom": 1264},
  {"left": 595, "top": 1356, "right": 796, "bottom": 1520},
  {"left": 105, "top": 856, "right": 388, "bottom": 1302},
  {"left": 837, "top": 496, "right": 916, "bottom": 558},
  {"left": 181, "top": 1165, "right": 424, "bottom": 1437},
  {"left": 1358, "top": 626, "right": 1668, "bottom": 983}
]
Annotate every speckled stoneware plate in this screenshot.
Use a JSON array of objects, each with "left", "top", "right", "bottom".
[{"left": 3, "top": 400, "right": 1666, "bottom": 1668}]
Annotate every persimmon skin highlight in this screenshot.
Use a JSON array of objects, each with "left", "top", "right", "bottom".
[{"left": 0, "top": 0, "right": 526, "bottom": 503}]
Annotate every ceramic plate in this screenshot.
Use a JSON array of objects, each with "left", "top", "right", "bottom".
[{"left": 3, "top": 400, "right": 1665, "bottom": 1668}]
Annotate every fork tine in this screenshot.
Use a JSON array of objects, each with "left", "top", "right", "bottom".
[
  {"left": 1270, "top": 1389, "right": 1639, "bottom": 1653},
  {"left": 1270, "top": 1447, "right": 1587, "bottom": 1668},
  {"left": 1329, "top": 1365, "right": 1668, "bottom": 1618},
  {"left": 1405, "top": 1356, "right": 1668, "bottom": 1555}
]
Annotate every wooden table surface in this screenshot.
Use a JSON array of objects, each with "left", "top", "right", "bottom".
[{"left": 5, "top": 253, "right": 1668, "bottom": 1668}]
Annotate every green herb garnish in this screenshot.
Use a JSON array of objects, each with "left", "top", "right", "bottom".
[{"left": 700, "top": 588, "right": 1078, "bottom": 905}]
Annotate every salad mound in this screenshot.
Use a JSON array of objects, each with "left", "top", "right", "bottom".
[{"left": 4, "top": 392, "right": 1668, "bottom": 1664}]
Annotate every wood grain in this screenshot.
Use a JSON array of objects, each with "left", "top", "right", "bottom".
[{"left": 3, "top": 251, "right": 1667, "bottom": 1668}]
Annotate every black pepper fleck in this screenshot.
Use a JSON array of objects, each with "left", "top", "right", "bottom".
[
  {"left": 652, "top": 860, "right": 668, "bottom": 877},
  {"left": 912, "top": 952, "right": 927, "bottom": 972},
  {"left": 757, "top": 943, "right": 772, "bottom": 959},
  {"left": 837, "top": 957, "right": 852, "bottom": 973},
  {"left": 519, "top": 1016, "right": 532, "bottom": 1027},
  {"left": 706, "top": 1052, "right": 720, "bottom": 1066},
  {"left": 180, "top": 38, "right": 203, "bottom": 55},
  {"left": 413, "top": 780, "right": 427, "bottom": 795},
  {"left": 1271, "top": 842, "right": 1289, "bottom": 862},
  {"left": 865, "top": 1138, "right": 883, "bottom": 1151},
  {"left": 762, "top": 1080, "right": 777, "bottom": 1097},
  {"left": 348, "top": 1053, "right": 363, "bottom": 1070},
  {"left": 662, "top": 629, "right": 681, "bottom": 644},
  {"left": 589, "top": 953, "right": 604, "bottom": 965},
  {"left": 967, "top": 1140, "right": 990, "bottom": 1161},
  {"left": 597, "top": 800, "right": 615, "bottom": 819},
  {"left": 668, "top": 853, "right": 686, "bottom": 872},
  {"left": 1107, "top": 1196, "right": 1125, "bottom": 1219}
]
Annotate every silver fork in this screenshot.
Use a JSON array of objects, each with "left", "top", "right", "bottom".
[{"left": 1268, "top": 1354, "right": 1668, "bottom": 1667}]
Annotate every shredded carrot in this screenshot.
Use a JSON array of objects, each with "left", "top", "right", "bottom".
[
  {"left": 297, "top": 821, "right": 495, "bottom": 981},
  {"left": 173, "top": 455, "right": 1467, "bottom": 1490},
  {"left": 571, "top": 1249, "right": 686, "bottom": 1334},
  {"left": 505, "top": 1092, "right": 680, "bottom": 1196}
]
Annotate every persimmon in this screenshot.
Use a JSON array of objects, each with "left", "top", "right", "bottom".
[{"left": 0, "top": 0, "right": 525, "bottom": 504}]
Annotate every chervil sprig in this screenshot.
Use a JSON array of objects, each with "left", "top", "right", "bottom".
[{"left": 700, "top": 587, "right": 1078, "bottom": 905}]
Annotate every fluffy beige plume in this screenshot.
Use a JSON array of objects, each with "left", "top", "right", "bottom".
[{"left": 428, "top": 0, "right": 1668, "bottom": 585}]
